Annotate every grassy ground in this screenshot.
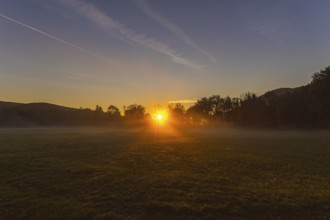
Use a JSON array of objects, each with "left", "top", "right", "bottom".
[{"left": 0, "top": 127, "right": 329, "bottom": 219}]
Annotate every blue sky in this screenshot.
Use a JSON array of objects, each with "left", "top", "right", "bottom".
[{"left": 1, "top": 0, "right": 330, "bottom": 109}]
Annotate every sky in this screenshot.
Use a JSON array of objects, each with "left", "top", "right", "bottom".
[{"left": 1, "top": 0, "right": 330, "bottom": 110}]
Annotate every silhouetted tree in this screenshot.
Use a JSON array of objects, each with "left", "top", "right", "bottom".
[
  {"left": 107, "top": 105, "right": 121, "bottom": 117},
  {"left": 95, "top": 105, "right": 104, "bottom": 113},
  {"left": 105, "top": 105, "right": 122, "bottom": 124},
  {"left": 209, "top": 95, "right": 235, "bottom": 121},
  {"left": 209, "top": 95, "right": 223, "bottom": 119},
  {"left": 169, "top": 103, "right": 185, "bottom": 125},
  {"left": 311, "top": 66, "right": 330, "bottom": 84},
  {"left": 307, "top": 66, "right": 330, "bottom": 126},
  {"left": 187, "top": 95, "right": 241, "bottom": 125},
  {"left": 124, "top": 104, "right": 146, "bottom": 120}
]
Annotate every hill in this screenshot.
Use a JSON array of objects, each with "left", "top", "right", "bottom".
[
  {"left": 232, "top": 67, "right": 330, "bottom": 128},
  {"left": 0, "top": 102, "right": 107, "bottom": 127},
  {"left": 0, "top": 101, "right": 22, "bottom": 109},
  {"left": 263, "top": 88, "right": 294, "bottom": 96}
]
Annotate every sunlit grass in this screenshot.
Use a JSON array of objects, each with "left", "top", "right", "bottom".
[{"left": 0, "top": 128, "right": 329, "bottom": 219}]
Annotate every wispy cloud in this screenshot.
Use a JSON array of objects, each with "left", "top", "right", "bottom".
[
  {"left": 134, "top": 0, "right": 216, "bottom": 63},
  {"left": 0, "top": 12, "right": 118, "bottom": 65},
  {"left": 247, "top": 18, "right": 297, "bottom": 44},
  {"left": 58, "top": 0, "right": 203, "bottom": 70},
  {"left": 168, "top": 99, "right": 196, "bottom": 104}
]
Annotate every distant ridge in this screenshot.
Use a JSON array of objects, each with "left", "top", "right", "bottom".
[
  {"left": 0, "top": 101, "right": 23, "bottom": 109},
  {"left": 263, "top": 88, "right": 294, "bottom": 96},
  {"left": 9, "top": 102, "right": 77, "bottom": 111},
  {"left": 261, "top": 86, "right": 306, "bottom": 97},
  {"left": 0, "top": 101, "right": 106, "bottom": 127},
  {"left": 0, "top": 101, "right": 79, "bottom": 111}
]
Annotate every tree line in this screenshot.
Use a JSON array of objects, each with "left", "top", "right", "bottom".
[
  {"left": 100, "top": 65, "right": 330, "bottom": 128},
  {"left": 0, "top": 66, "right": 329, "bottom": 128}
]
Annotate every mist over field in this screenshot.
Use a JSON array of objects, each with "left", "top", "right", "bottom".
[{"left": 1, "top": 128, "right": 330, "bottom": 219}]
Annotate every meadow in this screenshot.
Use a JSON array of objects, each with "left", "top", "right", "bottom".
[{"left": 0, "top": 127, "right": 329, "bottom": 219}]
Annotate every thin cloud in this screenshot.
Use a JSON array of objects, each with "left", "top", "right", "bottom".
[
  {"left": 58, "top": 0, "right": 202, "bottom": 71},
  {"left": 0, "top": 12, "right": 118, "bottom": 65},
  {"left": 168, "top": 99, "right": 196, "bottom": 104},
  {"left": 134, "top": 0, "right": 216, "bottom": 63},
  {"left": 247, "top": 18, "right": 297, "bottom": 44}
]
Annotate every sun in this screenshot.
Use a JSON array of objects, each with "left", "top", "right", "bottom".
[{"left": 152, "top": 108, "right": 168, "bottom": 125}]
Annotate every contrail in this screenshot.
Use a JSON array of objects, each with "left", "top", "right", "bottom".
[
  {"left": 57, "top": 0, "right": 203, "bottom": 71},
  {"left": 135, "top": 0, "right": 216, "bottom": 63},
  {"left": 0, "top": 12, "right": 118, "bottom": 65}
]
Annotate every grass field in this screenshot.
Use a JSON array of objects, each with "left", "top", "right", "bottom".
[{"left": 0, "top": 128, "right": 330, "bottom": 219}]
